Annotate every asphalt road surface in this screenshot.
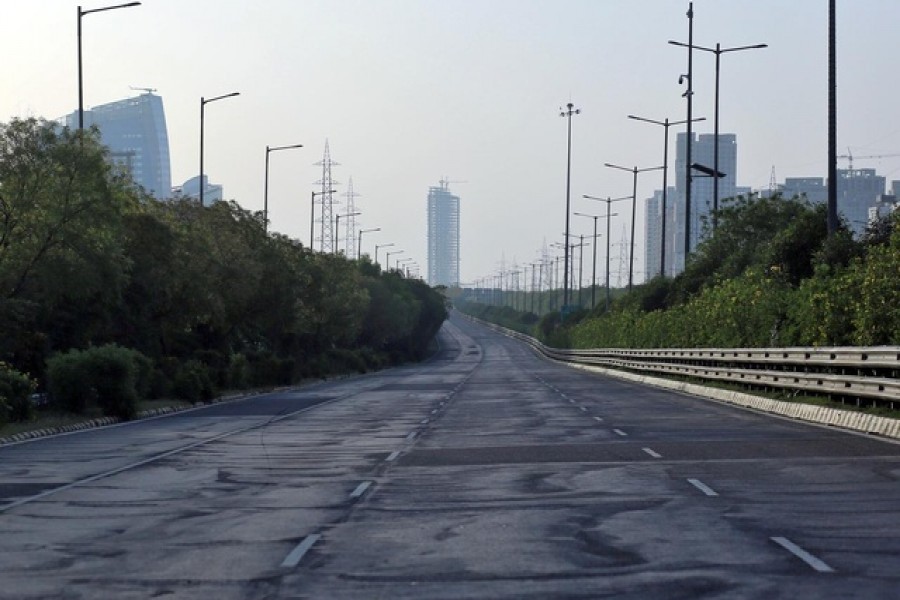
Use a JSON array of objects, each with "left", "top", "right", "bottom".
[{"left": 1, "top": 312, "right": 899, "bottom": 599}]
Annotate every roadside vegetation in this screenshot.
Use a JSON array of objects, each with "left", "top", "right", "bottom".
[
  {"left": 0, "top": 118, "right": 447, "bottom": 431},
  {"left": 457, "top": 192, "right": 900, "bottom": 350}
]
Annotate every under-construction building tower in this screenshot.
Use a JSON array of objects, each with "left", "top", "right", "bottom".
[
  {"left": 314, "top": 140, "right": 340, "bottom": 252},
  {"left": 427, "top": 180, "right": 460, "bottom": 287}
]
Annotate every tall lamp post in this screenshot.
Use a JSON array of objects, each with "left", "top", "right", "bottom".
[
  {"left": 264, "top": 143, "right": 303, "bottom": 232},
  {"left": 334, "top": 211, "right": 360, "bottom": 255},
  {"left": 668, "top": 39, "right": 766, "bottom": 229},
  {"left": 603, "top": 164, "right": 664, "bottom": 290},
  {"left": 559, "top": 102, "right": 581, "bottom": 311},
  {"left": 200, "top": 92, "right": 240, "bottom": 208},
  {"left": 583, "top": 195, "right": 629, "bottom": 310},
  {"left": 310, "top": 189, "right": 334, "bottom": 250},
  {"left": 77, "top": 2, "right": 141, "bottom": 131},
  {"left": 374, "top": 243, "right": 394, "bottom": 267},
  {"left": 574, "top": 212, "right": 607, "bottom": 309},
  {"left": 627, "top": 114, "right": 705, "bottom": 277},
  {"left": 386, "top": 250, "right": 405, "bottom": 271},
  {"left": 358, "top": 227, "right": 380, "bottom": 260}
]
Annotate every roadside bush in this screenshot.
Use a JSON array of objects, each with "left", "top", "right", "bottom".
[
  {"left": 46, "top": 350, "right": 96, "bottom": 414},
  {"left": 172, "top": 359, "right": 215, "bottom": 403},
  {"left": 46, "top": 344, "right": 145, "bottom": 418},
  {"left": 0, "top": 362, "right": 37, "bottom": 424},
  {"left": 227, "top": 353, "right": 251, "bottom": 390}
]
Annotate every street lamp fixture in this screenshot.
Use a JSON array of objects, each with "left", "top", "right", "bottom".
[
  {"left": 334, "top": 211, "right": 361, "bottom": 255},
  {"left": 358, "top": 227, "right": 380, "bottom": 260},
  {"left": 583, "top": 194, "right": 629, "bottom": 311},
  {"left": 77, "top": 2, "right": 141, "bottom": 131},
  {"left": 627, "top": 114, "right": 706, "bottom": 277},
  {"left": 385, "top": 249, "right": 405, "bottom": 270},
  {"left": 374, "top": 243, "right": 394, "bottom": 266},
  {"left": 603, "top": 163, "right": 664, "bottom": 290},
  {"left": 670, "top": 39, "right": 766, "bottom": 229},
  {"left": 310, "top": 189, "right": 334, "bottom": 250},
  {"left": 559, "top": 102, "right": 581, "bottom": 312},
  {"left": 264, "top": 143, "right": 303, "bottom": 233},
  {"left": 199, "top": 92, "right": 240, "bottom": 208}
]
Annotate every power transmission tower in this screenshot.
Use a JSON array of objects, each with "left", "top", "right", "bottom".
[
  {"left": 314, "top": 140, "right": 340, "bottom": 252},
  {"left": 769, "top": 165, "right": 777, "bottom": 197},
  {"left": 616, "top": 224, "right": 629, "bottom": 289},
  {"left": 343, "top": 177, "right": 361, "bottom": 257}
]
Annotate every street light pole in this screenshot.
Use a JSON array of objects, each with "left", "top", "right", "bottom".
[
  {"left": 334, "top": 211, "right": 360, "bottom": 255},
  {"left": 627, "top": 114, "right": 706, "bottom": 277},
  {"left": 574, "top": 212, "right": 604, "bottom": 309},
  {"left": 583, "top": 195, "right": 629, "bottom": 311},
  {"left": 358, "top": 227, "right": 380, "bottom": 260},
  {"left": 559, "top": 102, "right": 581, "bottom": 311},
  {"left": 386, "top": 250, "right": 405, "bottom": 271},
  {"left": 264, "top": 143, "right": 303, "bottom": 233},
  {"left": 669, "top": 39, "right": 766, "bottom": 230},
  {"left": 375, "top": 243, "right": 394, "bottom": 267},
  {"left": 200, "top": 91, "right": 239, "bottom": 208},
  {"left": 603, "top": 164, "right": 664, "bottom": 290},
  {"left": 77, "top": 2, "right": 141, "bottom": 132}
]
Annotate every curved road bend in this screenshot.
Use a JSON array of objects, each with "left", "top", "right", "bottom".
[{"left": 0, "top": 312, "right": 899, "bottom": 598}]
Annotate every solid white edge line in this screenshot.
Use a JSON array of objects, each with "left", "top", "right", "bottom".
[
  {"left": 771, "top": 536, "right": 835, "bottom": 573},
  {"left": 642, "top": 447, "right": 662, "bottom": 458},
  {"left": 687, "top": 478, "right": 719, "bottom": 497},
  {"left": 613, "top": 428, "right": 628, "bottom": 436},
  {"left": 281, "top": 533, "right": 321, "bottom": 568},
  {"left": 350, "top": 481, "right": 372, "bottom": 499},
  {"left": 386, "top": 450, "right": 400, "bottom": 462}
]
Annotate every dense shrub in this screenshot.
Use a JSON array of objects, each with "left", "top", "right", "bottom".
[
  {"left": 46, "top": 345, "right": 145, "bottom": 419},
  {"left": 0, "top": 362, "right": 37, "bottom": 424},
  {"left": 172, "top": 359, "right": 215, "bottom": 403}
]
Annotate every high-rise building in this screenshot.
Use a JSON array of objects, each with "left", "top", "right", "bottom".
[
  {"left": 671, "top": 132, "right": 738, "bottom": 274},
  {"left": 179, "top": 175, "right": 223, "bottom": 205},
  {"left": 836, "top": 169, "right": 885, "bottom": 236},
  {"left": 644, "top": 187, "right": 677, "bottom": 281},
  {"left": 67, "top": 92, "right": 171, "bottom": 199},
  {"left": 427, "top": 181, "right": 460, "bottom": 287}
]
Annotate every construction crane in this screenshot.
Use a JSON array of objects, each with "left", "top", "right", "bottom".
[
  {"left": 837, "top": 148, "right": 900, "bottom": 170},
  {"left": 129, "top": 86, "right": 157, "bottom": 94},
  {"left": 439, "top": 177, "right": 467, "bottom": 191}
]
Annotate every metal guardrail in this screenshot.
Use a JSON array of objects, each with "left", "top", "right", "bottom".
[{"left": 474, "top": 318, "right": 900, "bottom": 406}]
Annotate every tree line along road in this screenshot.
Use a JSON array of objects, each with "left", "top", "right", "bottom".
[{"left": 0, "top": 312, "right": 898, "bottom": 599}]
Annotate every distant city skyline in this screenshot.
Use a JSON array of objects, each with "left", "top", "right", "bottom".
[{"left": 3, "top": 1, "right": 900, "bottom": 285}]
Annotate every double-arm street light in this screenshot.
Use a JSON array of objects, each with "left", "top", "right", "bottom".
[
  {"left": 77, "top": 2, "right": 141, "bottom": 131},
  {"left": 574, "top": 212, "right": 608, "bottom": 310},
  {"left": 334, "top": 211, "right": 360, "bottom": 255},
  {"left": 559, "top": 102, "right": 581, "bottom": 312},
  {"left": 358, "top": 227, "right": 380, "bottom": 260},
  {"left": 669, "top": 38, "right": 766, "bottom": 229},
  {"left": 264, "top": 143, "right": 303, "bottom": 233},
  {"left": 374, "top": 243, "right": 394, "bottom": 267},
  {"left": 583, "top": 195, "right": 629, "bottom": 311},
  {"left": 200, "top": 92, "right": 240, "bottom": 208},
  {"left": 310, "top": 189, "right": 334, "bottom": 250},
  {"left": 604, "top": 164, "right": 664, "bottom": 290},
  {"left": 627, "top": 114, "right": 706, "bottom": 278}
]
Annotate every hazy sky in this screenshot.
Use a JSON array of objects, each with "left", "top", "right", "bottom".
[{"left": 3, "top": 1, "right": 899, "bottom": 285}]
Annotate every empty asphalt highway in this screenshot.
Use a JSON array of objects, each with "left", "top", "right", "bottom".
[{"left": 1, "top": 312, "right": 899, "bottom": 599}]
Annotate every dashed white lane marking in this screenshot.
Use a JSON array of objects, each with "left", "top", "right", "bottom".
[
  {"left": 770, "top": 537, "right": 835, "bottom": 573},
  {"left": 350, "top": 481, "right": 372, "bottom": 499},
  {"left": 579, "top": 406, "right": 587, "bottom": 412},
  {"left": 281, "top": 533, "right": 321, "bottom": 568},
  {"left": 613, "top": 429, "right": 628, "bottom": 437},
  {"left": 405, "top": 432, "right": 417, "bottom": 441},
  {"left": 420, "top": 418, "right": 429, "bottom": 425},
  {"left": 431, "top": 409, "right": 438, "bottom": 414},
  {"left": 687, "top": 478, "right": 718, "bottom": 497},
  {"left": 642, "top": 447, "right": 662, "bottom": 458},
  {"left": 593, "top": 416, "right": 604, "bottom": 422},
  {"left": 569, "top": 399, "right": 576, "bottom": 404},
  {"left": 386, "top": 450, "right": 400, "bottom": 462}
]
